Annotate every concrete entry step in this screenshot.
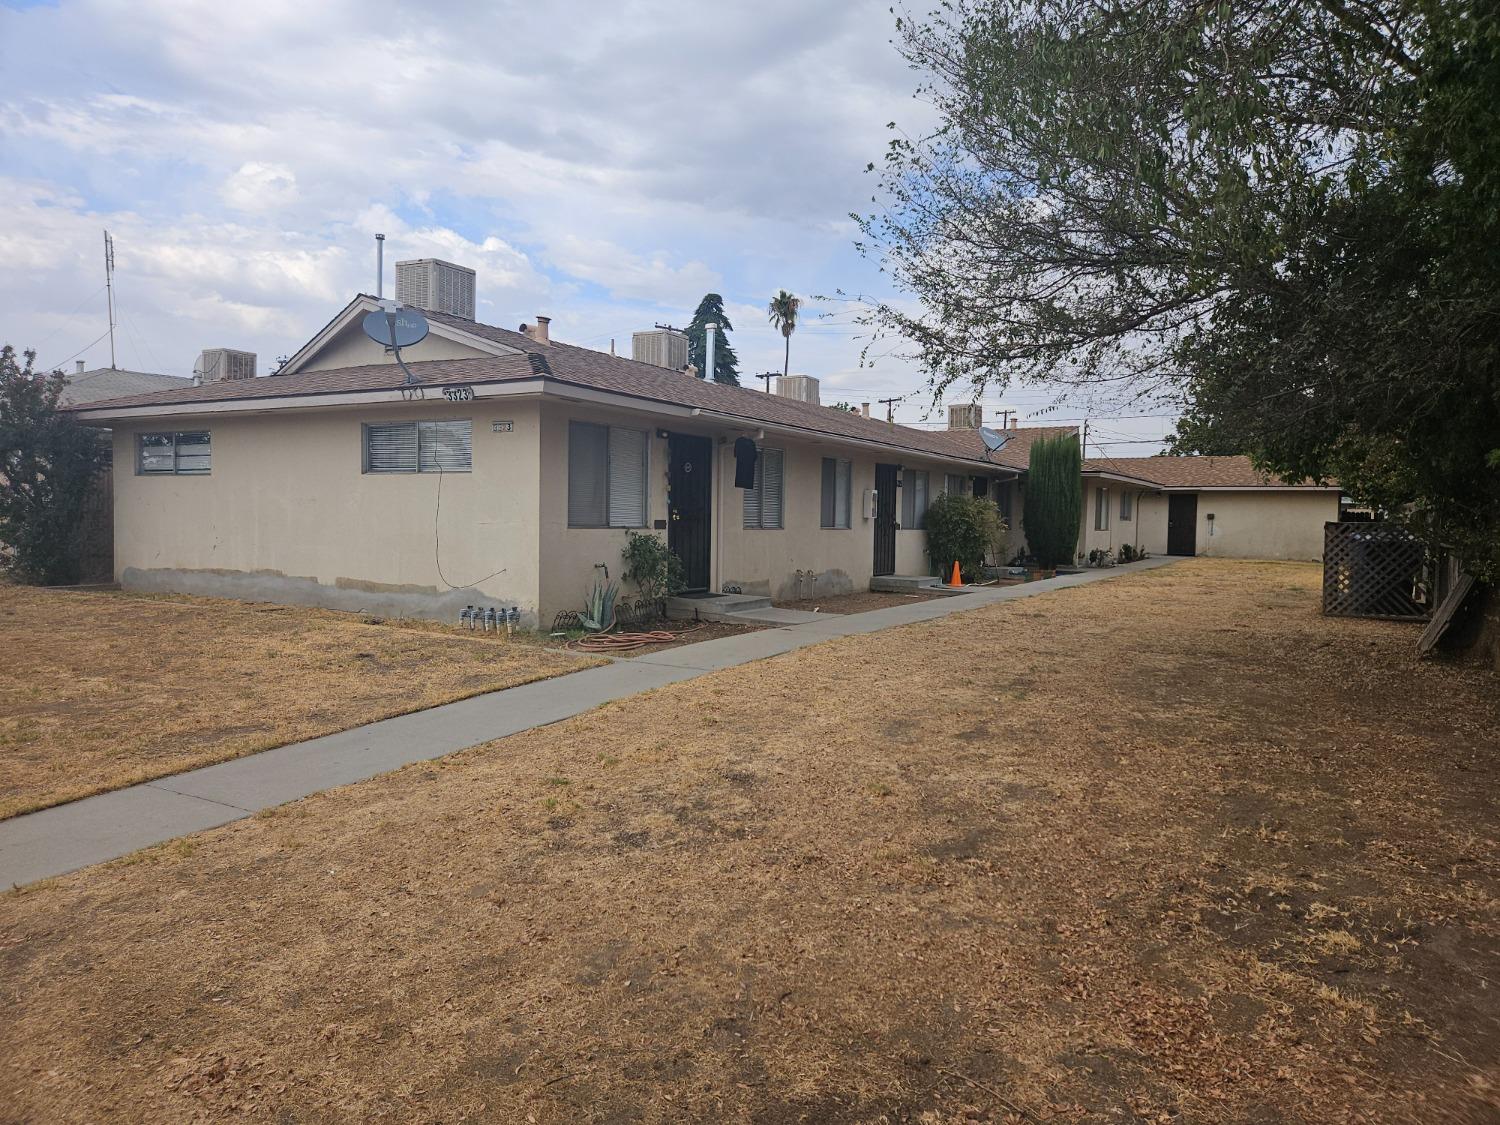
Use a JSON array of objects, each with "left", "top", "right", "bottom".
[
  {"left": 870, "top": 575, "right": 970, "bottom": 596},
  {"left": 870, "top": 574, "right": 941, "bottom": 592},
  {"left": 666, "top": 592, "right": 772, "bottom": 622}
]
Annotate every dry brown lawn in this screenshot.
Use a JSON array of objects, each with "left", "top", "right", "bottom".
[
  {"left": 2, "top": 559, "right": 1497, "bottom": 1123},
  {"left": 0, "top": 586, "right": 596, "bottom": 819}
]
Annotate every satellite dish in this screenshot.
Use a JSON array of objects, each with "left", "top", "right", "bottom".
[
  {"left": 362, "top": 307, "right": 430, "bottom": 349},
  {"left": 980, "top": 426, "right": 1010, "bottom": 453}
]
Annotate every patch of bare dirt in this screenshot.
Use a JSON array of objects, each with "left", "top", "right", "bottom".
[
  {"left": 1, "top": 560, "right": 1496, "bottom": 1123},
  {"left": 0, "top": 586, "right": 598, "bottom": 818}
]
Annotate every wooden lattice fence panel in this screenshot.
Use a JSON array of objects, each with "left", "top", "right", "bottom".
[{"left": 1322, "top": 521, "right": 1430, "bottom": 620}]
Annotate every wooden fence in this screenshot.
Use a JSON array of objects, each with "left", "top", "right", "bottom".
[{"left": 1322, "top": 521, "right": 1438, "bottom": 620}]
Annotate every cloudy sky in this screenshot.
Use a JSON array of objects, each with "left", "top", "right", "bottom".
[{"left": 0, "top": 0, "right": 1175, "bottom": 449}]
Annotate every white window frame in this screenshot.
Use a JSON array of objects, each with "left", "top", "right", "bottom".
[
  {"left": 363, "top": 419, "right": 472, "bottom": 474},
  {"left": 743, "top": 446, "right": 785, "bottom": 530},
  {"left": 137, "top": 431, "right": 211, "bottom": 476},
  {"left": 566, "top": 421, "right": 649, "bottom": 529}
]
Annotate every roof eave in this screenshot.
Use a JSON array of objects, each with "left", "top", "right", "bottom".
[{"left": 71, "top": 378, "right": 549, "bottom": 423}]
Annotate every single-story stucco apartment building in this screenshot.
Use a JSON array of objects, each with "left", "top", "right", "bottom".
[
  {"left": 1080, "top": 455, "right": 1341, "bottom": 561},
  {"left": 70, "top": 265, "right": 1340, "bottom": 626}
]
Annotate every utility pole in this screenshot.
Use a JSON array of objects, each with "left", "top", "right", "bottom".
[
  {"left": 997, "top": 408, "right": 1012, "bottom": 430},
  {"left": 103, "top": 229, "right": 117, "bottom": 370},
  {"left": 878, "top": 395, "right": 903, "bottom": 423},
  {"left": 1081, "top": 419, "right": 1089, "bottom": 458},
  {"left": 754, "top": 372, "right": 777, "bottom": 393}
]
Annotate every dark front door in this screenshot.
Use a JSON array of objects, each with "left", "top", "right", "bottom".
[
  {"left": 1167, "top": 493, "right": 1198, "bottom": 556},
  {"left": 873, "top": 462, "right": 899, "bottom": 576},
  {"left": 668, "top": 433, "right": 713, "bottom": 591}
]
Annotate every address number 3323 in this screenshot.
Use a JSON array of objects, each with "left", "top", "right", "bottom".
[{"left": 441, "top": 385, "right": 475, "bottom": 402}]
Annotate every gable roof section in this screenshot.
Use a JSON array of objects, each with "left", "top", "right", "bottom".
[
  {"left": 277, "top": 295, "right": 521, "bottom": 374},
  {"left": 1083, "top": 455, "right": 1337, "bottom": 490},
  {"left": 60, "top": 367, "right": 192, "bottom": 406}
]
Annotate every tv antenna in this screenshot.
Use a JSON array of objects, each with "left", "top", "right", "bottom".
[{"left": 103, "top": 230, "right": 117, "bottom": 370}]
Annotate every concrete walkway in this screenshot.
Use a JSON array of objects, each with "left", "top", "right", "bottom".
[{"left": 0, "top": 558, "right": 1176, "bottom": 887}]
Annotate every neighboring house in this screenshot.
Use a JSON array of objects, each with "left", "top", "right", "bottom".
[
  {"left": 58, "top": 362, "right": 192, "bottom": 407},
  {"left": 69, "top": 273, "right": 1063, "bottom": 626},
  {"left": 1081, "top": 456, "right": 1341, "bottom": 561}
]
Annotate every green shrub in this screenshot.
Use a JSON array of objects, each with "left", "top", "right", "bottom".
[
  {"left": 0, "top": 346, "right": 109, "bottom": 585},
  {"left": 621, "top": 530, "right": 685, "bottom": 602},
  {"left": 924, "top": 493, "right": 1003, "bottom": 581},
  {"left": 1023, "top": 433, "right": 1082, "bottom": 568}
]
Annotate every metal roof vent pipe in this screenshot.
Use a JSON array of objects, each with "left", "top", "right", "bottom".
[
  {"left": 703, "top": 322, "right": 717, "bottom": 382},
  {"left": 75, "top": 360, "right": 86, "bottom": 374},
  {"left": 861, "top": 402, "right": 871, "bottom": 418}
]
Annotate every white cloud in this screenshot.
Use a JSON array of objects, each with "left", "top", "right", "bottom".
[
  {"left": 220, "top": 162, "right": 298, "bottom": 212},
  {"left": 0, "top": 0, "right": 1170, "bottom": 442}
]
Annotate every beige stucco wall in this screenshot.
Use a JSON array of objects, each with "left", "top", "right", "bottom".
[
  {"left": 1195, "top": 490, "right": 1339, "bottom": 560},
  {"left": 714, "top": 436, "right": 882, "bottom": 601},
  {"left": 113, "top": 400, "right": 542, "bottom": 622},
  {"left": 536, "top": 400, "right": 675, "bottom": 626},
  {"left": 1079, "top": 484, "right": 1157, "bottom": 561},
  {"left": 533, "top": 405, "right": 1019, "bottom": 620}
]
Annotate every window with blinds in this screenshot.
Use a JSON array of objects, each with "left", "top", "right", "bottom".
[
  {"left": 901, "top": 469, "right": 930, "bottom": 529},
  {"left": 138, "top": 431, "right": 211, "bottom": 475},
  {"left": 1119, "top": 490, "right": 1133, "bottom": 521},
  {"left": 567, "top": 421, "right": 648, "bottom": 528},
  {"left": 364, "top": 420, "right": 472, "bottom": 473},
  {"left": 820, "top": 457, "right": 851, "bottom": 528},
  {"left": 945, "top": 473, "right": 967, "bottom": 496},
  {"left": 1094, "top": 487, "right": 1110, "bottom": 531},
  {"left": 743, "top": 446, "right": 784, "bottom": 529}
]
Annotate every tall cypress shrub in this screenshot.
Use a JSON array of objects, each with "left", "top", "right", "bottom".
[{"left": 1023, "top": 433, "right": 1082, "bottom": 568}]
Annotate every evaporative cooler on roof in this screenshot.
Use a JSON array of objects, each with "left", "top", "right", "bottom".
[{"left": 395, "top": 259, "right": 477, "bottom": 320}]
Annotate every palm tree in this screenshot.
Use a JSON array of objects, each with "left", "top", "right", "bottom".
[{"left": 767, "top": 290, "right": 801, "bottom": 380}]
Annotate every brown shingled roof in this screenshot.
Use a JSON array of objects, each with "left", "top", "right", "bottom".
[
  {"left": 1083, "top": 455, "right": 1336, "bottom": 489},
  {"left": 69, "top": 300, "right": 1079, "bottom": 470},
  {"left": 418, "top": 310, "right": 1064, "bottom": 468}
]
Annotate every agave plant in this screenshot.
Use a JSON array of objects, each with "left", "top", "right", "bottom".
[{"left": 578, "top": 574, "right": 619, "bottom": 633}]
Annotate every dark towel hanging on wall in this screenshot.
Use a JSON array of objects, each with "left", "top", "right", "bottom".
[{"left": 733, "top": 437, "right": 758, "bottom": 489}]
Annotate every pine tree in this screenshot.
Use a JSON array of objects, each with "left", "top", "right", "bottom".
[{"left": 684, "top": 294, "right": 740, "bottom": 385}]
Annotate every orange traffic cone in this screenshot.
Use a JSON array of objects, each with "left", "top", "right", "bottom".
[{"left": 948, "top": 560, "right": 963, "bottom": 587}]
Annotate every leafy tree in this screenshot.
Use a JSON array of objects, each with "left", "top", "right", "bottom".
[
  {"left": 1023, "top": 433, "right": 1081, "bottom": 569},
  {"left": 684, "top": 294, "right": 741, "bottom": 385},
  {"left": 0, "top": 346, "right": 109, "bottom": 584},
  {"left": 767, "top": 289, "right": 801, "bottom": 378},
  {"left": 924, "top": 492, "right": 1002, "bottom": 581},
  {"left": 830, "top": 401, "right": 860, "bottom": 413},
  {"left": 857, "top": 1, "right": 1500, "bottom": 574}
]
